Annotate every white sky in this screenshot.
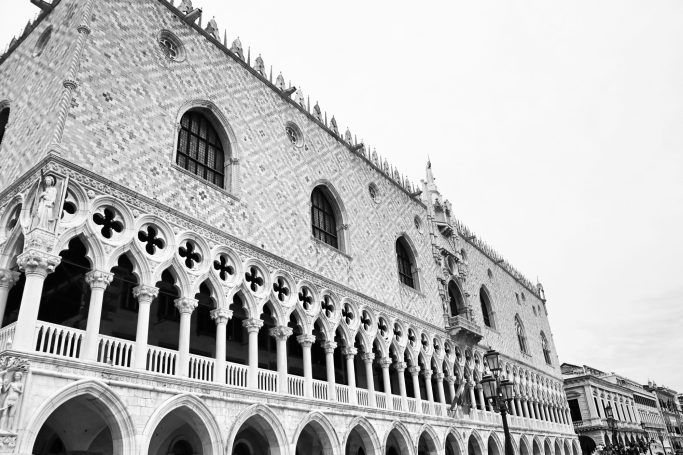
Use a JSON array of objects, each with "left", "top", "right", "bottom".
[{"left": 2, "top": 0, "right": 682, "bottom": 391}]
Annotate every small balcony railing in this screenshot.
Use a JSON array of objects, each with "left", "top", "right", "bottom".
[{"left": 446, "top": 315, "right": 483, "bottom": 344}]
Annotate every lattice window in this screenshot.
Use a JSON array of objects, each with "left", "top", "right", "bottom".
[
  {"left": 480, "top": 287, "right": 494, "bottom": 328},
  {"left": 311, "top": 187, "right": 338, "bottom": 248},
  {"left": 448, "top": 281, "right": 464, "bottom": 316},
  {"left": 176, "top": 111, "right": 225, "bottom": 188},
  {"left": 541, "top": 331, "right": 552, "bottom": 365},
  {"left": 0, "top": 108, "right": 9, "bottom": 148},
  {"left": 515, "top": 315, "right": 528, "bottom": 354},
  {"left": 395, "top": 238, "right": 415, "bottom": 288}
]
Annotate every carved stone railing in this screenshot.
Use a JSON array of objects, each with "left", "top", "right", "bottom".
[{"left": 446, "top": 315, "right": 483, "bottom": 345}]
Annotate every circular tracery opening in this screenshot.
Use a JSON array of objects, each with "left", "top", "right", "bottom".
[
  {"left": 368, "top": 183, "right": 379, "bottom": 203},
  {"left": 285, "top": 122, "right": 303, "bottom": 147},
  {"left": 158, "top": 30, "right": 185, "bottom": 62}
]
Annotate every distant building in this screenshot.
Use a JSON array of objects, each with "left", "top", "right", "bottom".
[{"left": 644, "top": 382, "right": 683, "bottom": 455}]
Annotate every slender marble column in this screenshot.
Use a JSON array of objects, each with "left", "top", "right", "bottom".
[
  {"left": 211, "top": 308, "right": 232, "bottom": 384},
  {"left": 323, "top": 341, "right": 337, "bottom": 401},
  {"left": 243, "top": 318, "right": 263, "bottom": 389},
  {"left": 343, "top": 347, "right": 358, "bottom": 405},
  {"left": 435, "top": 372, "right": 446, "bottom": 404},
  {"left": 409, "top": 366, "right": 422, "bottom": 412},
  {"left": 82, "top": 270, "right": 114, "bottom": 361},
  {"left": 175, "top": 297, "right": 198, "bottom": 377},
  {"left": 269, "top": 326, "right": 292, "bottom": 394},
  {"left": 396, "top": 361, "right": 408, "bottom": 410},
  {"left": 298, "top": 334, "right": 316, "bottom": 398},
  {"left": 0, "top": 269, "right": 20, "bottom": 327},
  {"left": 362, "top": 352, "right": 376, "bottom": 407},
  {"left": 380, "top": 358, "right": 393, "bottom": 410},
  {"left": 132, "top": 285, "right": 159, "bottom": 369}
]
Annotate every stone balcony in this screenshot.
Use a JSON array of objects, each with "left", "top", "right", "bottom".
[
  {"left": 445, "top": 315, "right": 483, "bottom": 345},
  {"left": 0, "top": 321, "right": 576, "bottom": 437}
]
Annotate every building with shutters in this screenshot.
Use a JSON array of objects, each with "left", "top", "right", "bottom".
[{"left": 0, "top": 0, "right": 579, "bottom": 454}]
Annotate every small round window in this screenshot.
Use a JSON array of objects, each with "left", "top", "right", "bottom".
[
  {"left": 158, "top": 30, "right": 185, "bottom": 62},
  {"left": 368, "top": 183, "right": 379, "bottom": 203},
  {"left": 33, "top": 26, "right": 52, "bottom": 57},
  {"left": 285, "top": 122, "right": 303, "bottom": 147}
]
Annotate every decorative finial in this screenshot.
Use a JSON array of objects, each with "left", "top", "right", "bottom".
[
  {"left": 178, "top": 0, "right": 193, "bottom": 14},
  {"left": 205, "top": 16, "right": 219, "bottom": 40},
  {"left": 313, "top": 102, "right": 322, "bottom": 121},
  {"left": 330, "top": 116, "right": 339, "bottom": 135},
  {"left": 344, "top": 128, "right": 352, "bottom": 143},
  {"left": 275, "top": 72, "right": 286, "bottom": 91},
  {"left": 254, "top": 54, "right": 265, "bottom": 75},
  {"left": 231, "top": 37, "right": 243, "bottom": 59}
]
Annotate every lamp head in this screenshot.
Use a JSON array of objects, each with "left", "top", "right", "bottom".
[{"left": 483, "top": 348, "right": 501, "bottom": 374}]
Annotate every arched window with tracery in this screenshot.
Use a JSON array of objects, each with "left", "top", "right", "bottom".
[
  {"left": 311, "top": 186, "right": 338, "bottom": 248},
  {"left": 448, "top": 281, "right": 465, "bottom": 316},
  {"left": 176, "top": 110, "right": 226, "bottom": 188},
  {"left": 0, "top": 107, "right": 9, "bottom": 149},
  {"left": 479, "top": 286, "right": 494, "bottom": 328},
  {"left": 515, "top": 315, "right": 528, "bottom": 354},
  {"left": 395, "top": 237, "right": 416, "bottom": 289},
  {"left": 541, "top": 331, "right": 551, "bottom": 365}
]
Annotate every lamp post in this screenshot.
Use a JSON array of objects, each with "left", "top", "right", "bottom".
[
  {"left": 606, "top": 403, "right": 618, "bottom": 448},
  {"left": 482, "top": 349, "right": 515, "bottom": 455},
  {"left": 641, "top": 423, "right": 655, "bottom": 455}
]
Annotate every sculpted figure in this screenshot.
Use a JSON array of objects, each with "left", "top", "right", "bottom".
[
  {"left": 178, "top": 0, "right": 193, "bottom": 14},
  {"left": 0, "top": 371, "right": 24, "bottom": 431},
  {"left": 31, "top": 175, "right": 57, "bottom": 231}
]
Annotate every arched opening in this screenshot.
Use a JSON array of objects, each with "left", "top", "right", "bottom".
[
  {"left": 333, "top": 327, "right": 350, "bottom": 386},
  {"left": 515, "top": 315, "right": 528, "bottom": 354},
  {"left": 429, "top": 358, "right": 440, "bottom": 403},
  {"left": 479, "top": 286, "right": 494, "bottom": 328},
  {"left": 311, "top": 319, "right": 328, "bottom": 381},
  {"left": 541, "top": 331, "right": 552, "bottom": 365},
  {"left": 226, "top": 294, "right": 248, "bottom": 366},
  {"left": 544, "top": 440, "right": 553, "bottom": 455},
  {"left": 32, "top": 394, "right": 126, "bottom": 455},
  {"left": 148, "top": 268, "right": 181, "bottom": 355},
  {"left": 148, "top": 407, "right": 212, "bottom": 455},
  {"left": 388, "top": 345, "right": 400, "bottom": 396},
  {"left": 0, "top": 106, "right": 9, "bottom": 148},
  {"left": 417, "top": 354, "right": 428, "bottom": 401},
  {"left": 295, "top": 421, "right": 333, "bottom": 455},
  {"left": 467, "top": 434, "right": 483, "bottom": 455},
  {"left": 353, "top": 333, "right": 368, "bottom": 390},
  {"left": 533, "top": 440, "right": 542, "bottom": 455},
  {"left": 442, "top": 360, "right": 452, "bottom": 403},
  {"left": 555, "top": 440, "right": 562, "bottom": 455},
  {"left": 99, "top": 254, "right": 139, "bottom": 344},
  {"left": 2, "top": 235, "right": 25, "bottom": 327},
  {"left": 190, "top": 280, "right": 218, "bottom": 358},
  {"left": 258, "top": 302, "right": 277, "bottom": 371},
  {"left": 446, "top": 433, "right": 462, "bottom": 455},
  {"left": 176, "top": 109, "right": 227, "bottom": 188},
  {"left": 418, "top": 430, "right": 438, "bottom": 455},
  {"left": 395, "top": 237, "right": 416, "bottom": 289},
  {"left": 232, "top": 414, "right": 283, "bottom": 455},
  {"left": 577, "top": 439, "right": 592, "bottom": 455},
  {"left": 386, "top": 427, "right": 411, "bottom": 455},
  {"left": 520, "top": 440, "right": 531, "bottom": 455},
  {"left": 404, "top": 350, "right": 416, "bottom": 398},
  {"left": 448, "top": 281, "right": 465, "bottom": 317},
  {"left": 38, "top": 237, "right": 91, "bottom": 331},
  {"left": 345, "top": 425, "right": 375, "bottom": 455},
  {"left": 488, "top": 435, "right": 501, "bottom": 455},
  {"left": 286, "top": 310, "right": 304, "bottom": 376},
  {"left": 371, "top": 340, "right": 384, "bottom": 393},
  {"left": 311, "top": 186, "right": 340, "bottom": 250}
]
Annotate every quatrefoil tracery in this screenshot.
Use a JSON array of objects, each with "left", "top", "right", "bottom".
[
  {"left": 360, "top": 310, "right": 372, "bottom": 332},
  {"left": 298, "top": 287, "right": 313, "bottom": 311},
  {"left": 407, "top": 328, "right": 416, "bottom": 347},
  {"left": 178, "top": 240, "right": 201, "bottom": 269},
  {"left": 138, "top": 226, "right": 165, "bottom": 255},
  {"left": 377, "top": 318, "right": 388, "bottom": 338},
  {"left": 341, "top": 303, "right": 354, "bottom": 326},
  {"left": 273, "top": 277, "right": 290, "bottom": 302},
  {"left": 393, "top": 323, "right": 402, "bottom": 342},
  {"left": 321, "top": 295, "right": 334, "bottom": 318},
  {"left": 213, "top": 255, "right": 235, "bottom": 281},
  {"left": 93, "top": 207, "right": 123, "bottom": 239},
  {"left": 245, "top": 266, "right": 264, "bottom": 293}
]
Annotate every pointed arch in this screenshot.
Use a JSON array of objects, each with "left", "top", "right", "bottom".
[
  {"left": 395, "top": 234, "right": 419, "bottom": 290},
  {"left": 152, "top": 260, "right": 192, "bottom": 297},
  {"left": 515, "top": 314, "right": 528, "bottom": 355},
  {"left": 288, "top": 304, "right": 312, "bottom": 336},
  {"left": 310, "top": 180, "right": 348, "bottom": 253},
  {"left": 18, "top": 379, "right": 135, "bottom": 454},
  {"left": 343, "top": 416, "right": 381, "bottom": 455},
  {"left": 142, "top": 393, "right": 223, "bottom": 455},
  {"left": 54, "top": 230, "right": 103, "bottom": 270},
  {"left": 444, "top": 427, "right": 464, "bottom": 455},
  {"left": 416, "top": 424, "right": 440, "bottom": 455},
  {"left": 227, "top": 404, "right": 289, "bottom": 455},
  {"left": 291, "top": 411, "right": 340, "bottom": 454},
  {"left": 447, "top": 279, "right": 466, "bottom": 317},
  {"left": 467, "top": 430, "right": 485, "bottom": 455},
  {"left": 520, "top": 435, "right": 532, "bottom": 455},
  {"left": 384, "top": 421, "right": 414, "bottom": 455},
  {"left": 104, "top": 242, "right": 153, "bottom": 285},
  {"left": 488, "top": 432, "right": 504, "bottom": 455},
  {"left": 479, "top": 285, "right": 495, "bottom": 329}
]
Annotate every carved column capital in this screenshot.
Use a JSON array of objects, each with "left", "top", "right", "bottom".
[
  {"left": 0, "top": 269, "right": 21, "bottom": 289},
  {"left": 211, "top": 308, "right": 232, "bottom": 324},
  {"left": 408, "top": 365, "right": 422, "bottom": 376},
  {"left": 446, "top": 375, "right": 456, "bottom": 385},
  {"left": 133, "top": 285, "right": 159, "bottom": 303},
  {"left": 85, "top": 270, "right": 114, "bottom": 290},
  {"left": 297, "top": 334, "right": 316, "bottom": 347},
  {"left": 361, "top": 352, "right": 375, "bottom": 364},
  {"left": 17, "top": 249, "right": 61, "bottom": 278},
  {"left": 394, "top": 361, "right": 407, "bottom": 373},
  {"left": 435, "top": 372, "right": 445, "bottom": 381},
  {"left": 322, "top": 341, "right": 337, "bottom": 354},
  {"left": 341, "top": 346, "right": 358, "bottom": 358},
  {"left": 422, "top": 369, "right": 433, "bottom": 379},
  {"left": 269, "top": 326, "right": 293, "bottom": 340},
  {"left": 379, "top": 358, "right": 393, "bottom": 369},
  {"left": 242, "top": 318, "right": 264, "bottom": 333},
  {"left": 174, "top": 297, "right": 198, "bottom": 315}
]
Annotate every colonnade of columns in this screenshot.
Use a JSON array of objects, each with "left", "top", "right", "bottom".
[{"left": 0, "top": 255, "right": 572, "bottom": 425}]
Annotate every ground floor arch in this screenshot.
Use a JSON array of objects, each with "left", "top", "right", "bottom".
[
  {"left": 445, "top": 432, "right": 463, "bottom": 455},
  {"left": 468, "top": 433, "right": 484, "bottom": 455},
  {"left": 417, "top": 427, "right": 439, "bottom": 455},
  {"left": 294, "top": 417, "right": 337, "bottom": 455},
  {"left": 345, "top": 419, "right": 380, "bottom": 455},
  {"left": 229, "top": 406, "right": 288, "bottom": 455},
  {"left": 579, "top": 436, "right": 596, "bottom": 455},
  {"left": 385, "top": 424, "right": 413, "bottom": 455}
]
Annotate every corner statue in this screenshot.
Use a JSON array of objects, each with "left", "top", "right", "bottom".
[
  {"left": 0, "top": 371, "right": 23, "bottom": 431},
  {"left": 31, "top": 174, "right": 57, "bottom": 231}
]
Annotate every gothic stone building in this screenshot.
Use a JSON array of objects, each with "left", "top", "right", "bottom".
[{"left": 0, "top": 0, "right": 579, "bottom": 454}]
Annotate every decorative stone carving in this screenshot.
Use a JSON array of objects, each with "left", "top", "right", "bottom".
[
  {"left": 205, "top": 17, "right": 219, "bottom": 40},
  {"left": 269, "top": 325, "right": 292, "bottom": 341},
  {"left": 85, "top": 270, "right": 114, "bottom": 290},
  {"left": 27, "top": 173, "right": 66, "bottom": 233},
  {"left": 322, "top": 341, "right": 337, "bottom": 354},
  {"left": 361, "top": 352, "right": 375, "bottom": 363},
  {"left": 230, "top": 37, "right": 243, "bottom": 59},
  {"left": 313, "top": 102, "right": 322, "bottom": 121},
  {"left": 0, "top": 271, "right": 20, "bottom": 290},
  {"left": 275, "top": 73, "right": 285, "bottom": 91},
  {"left": 210, "top": 308, "right": 232, "bottom": 324},
  {"left": 174, "top": 297, "right": 198, "bottom": 314},
  {"left": 296, "top": 334, "right": 315, "bottom": 347},
  {"left": 254, "top": 54, "right": 265, "bottom": 76},
  {"left": 178, "top": 0, "right": 193, "bottom": 14},
  {"left": 242, "top": 318, "right": 263, "bottom": 333},
  {"left": 16, "top": 249, "right": 60, "bottom": 278},
  {"left": 329, "top": 116, "right": 339, "bottom": 135},
  {"left": 132, "top": 285, "right": 159, "bottom": 303},
  {"left": 0, "top": 356, "right": 29, "bottom": 433}
]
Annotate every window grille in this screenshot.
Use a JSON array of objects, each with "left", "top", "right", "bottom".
[
  {"left": 176, "top": 111, "right": 225, "bottom": 188},
  {"left": 395, "top": 239, "right": 415, "bottom": 288},
  {"left": 515, "top": 316, "right": 528, "bottom": 354},
  {"left": 311, "top": 187, "right": 338, "bottom": 248}
]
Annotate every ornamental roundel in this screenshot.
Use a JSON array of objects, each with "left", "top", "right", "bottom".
[
  {"left": 176, "top": 235, "right": 210, "bottom": 272},
  {"left": 319, "top": 292, "right": 336, "bottom": 320},
  {"left": 359, "top": 308, "right": 375, "bottom": 335},
  {"left": 377, "top": 316, "right": 390, "bottom": 341},
  {"left": 340, "top": 300, "right": 359, "bottom": 330},
  {"left": 242, "top": 260, "right": 269, "bottom": 298},
  {"left": 407, "top": 327, "right": 417, "bottom": 349},
  {"left": 296, "top": 282, "right": 318, "bottom": 315},
  {"left": 211, "top": 248, "right": 241, "bottom": 286},
  {"left": 392, "top": 321, "right": 405, "bottom": 345},
  {"left": 89, "top": 198, "right": 132, "bottom": 245},
  {"left": 271, "top": 272, "right": 295, "bottom": 306},
  {"left": 285, "top": 122, "right": 304, "bottom": 148},
  {"left": 157, "top": 30, "right": 186, "bottom": 62}
]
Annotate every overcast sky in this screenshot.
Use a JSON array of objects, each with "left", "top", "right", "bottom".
[{"left": 2, "top": 0, "right": 682, "bottom": 391}]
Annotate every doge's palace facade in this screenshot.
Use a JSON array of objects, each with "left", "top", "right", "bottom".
[{"left": 0, "top": 0, "right": 579, "bottom": 454}]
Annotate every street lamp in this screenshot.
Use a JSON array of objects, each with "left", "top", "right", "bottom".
[
  {"left": 482, "top": 349, "right": 515, "bottom": 455},
  {"left": 605, "top": 404, "right": 618, "bottom": 448},
  {"left": 641, "top": 423, "right": 655, "bottom": 455}
]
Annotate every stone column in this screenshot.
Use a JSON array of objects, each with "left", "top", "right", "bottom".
[
  {"left": 175, "top": 297, "right": 198, "bottom": 377},
  {"left": 211, "top": 308, "right": 232, "bottom": 384},
  {"left": 323, "top": 341, "right": 337, "bottom": 401},
  {"left": 14, "top": 250, "right": 61, "bottom": 352},
  {"left": 396, "top": 361, "right": 408, "bottom": 410},
  {"left": 522, "top": 398, "right": 530, "bottom": 418},
  {"left": 516, "top": 398, "right": 524, "bottom": 417},
  {"left": 477, "top": 386, "right": 486, "bottom": 410},
  {"left": 243, "top": 318, "right": 263, "bottom": 389},
  {"left": 269, "top": 326, "right": 292, "bottom": 394},
  {"left": 468, "top": 382, "right": 477, "bottom": 413},
  {"left": 435, "top": 372, "right": 446, "bottom": 404},
  {"left": 409, "top": 365, "right": 422, "bottom": 411},
  {"left": 447, "top": 376, "right": 456, "bottom": 406},
  {"left": 424, "top": 370, "right": 435, "bottom": 404},
  {"left": 0, "top": 269, "right": 20, "bottom": 326},
  {"left": 362, "top": 352, "right": 376, "bottom": 407},
  {"left": 343, "top": 347, "right": 358, "bottom": 405},
  {"left": 298, "top": 334, "right": 316, "bottom": 398},
  {"left": 380, "top": 358, "right": 393, "bottom": 410},
  {"left": 82, "top": 270, "right": 114, "bottom": 361},
  {"left": 132, "top": 285, "right": 159, "bottom": 369},
  {"left": 508, "top": 397, "right": 517, "bottom": 416}
]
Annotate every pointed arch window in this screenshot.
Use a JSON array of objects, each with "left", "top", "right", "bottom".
[
  {"left": 396, "top": 237, "right": 416, "bottom": 288},
  {"left": 541, "top": 331, "right": 552, "bottom": 365},
  {"left": 480, "top": 286, "right": 494, "bottom": 328},
  {"left": 515, "top": 315, "right": 528, "bottom": 354},
  {"left": 448, "top": 281, "right": 465, "bottom": 316},
  {"left": 176, "top": 110, "right": 226, "bottom": 188},
  {"left": 0, "top": 107, "right": 9, "bottom": 149},
  {"left": 311, "top": 187, "right": 338, "bottom": 248}
]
